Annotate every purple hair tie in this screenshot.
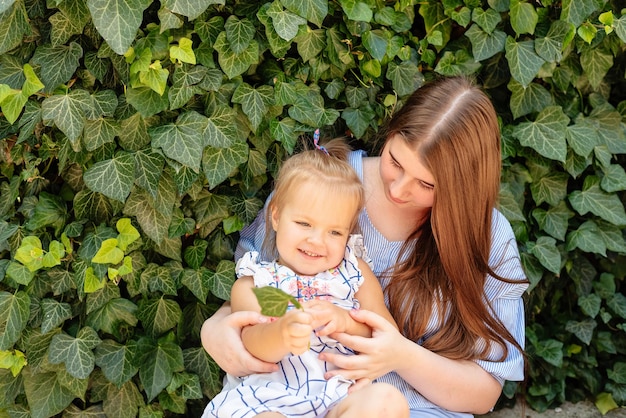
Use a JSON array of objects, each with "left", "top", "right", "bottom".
[{"left": 313, "top": 129, "right": 329, "bottom": 155}]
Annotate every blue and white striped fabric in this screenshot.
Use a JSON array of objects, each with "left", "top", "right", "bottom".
[{"left": 234, "top": 150, "right": 528, "bottom": 417}]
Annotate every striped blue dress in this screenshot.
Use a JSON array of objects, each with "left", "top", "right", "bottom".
[{"left": 233, "top": 150, "right": 528, "bottom": 418}]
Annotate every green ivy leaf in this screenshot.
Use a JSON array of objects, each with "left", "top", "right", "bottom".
[
  {"left": 83, "top": 152, "right": 135, "bottom": 203},
  {"left": 95, "top": 339, "right": 139, "bottom": 387},
  {"left": 40, "top": 299, "right": 73, "bottom": 334},
  {"left": 270, "top": 117, "right": 297, "bottom": 153},
  {"left": 31, "top": 42, "right": 83, "bottom": 92},
  {"left": 0, "top": 2, "right": 30, "bottom": 56},
  {"left": 252, "top": 286, "right": 303, "bottom": 317},
  {"left": 136, "top": 337, "right": 184, "bottom": 402},
  {"left": 530, "top": 171, "right": 568, "bottom": 207},
  {"left": 294, "top": 26, "right": 324, "bottom": 62},
  {"left": 363, "top": 29, "right": 388, "bottom": 61},
  {"left": 580, "top": 47, "right": 613, "bottom": 90},
  {"left": 163, "top": 0, "right": 225, "bottom": 20},
  {"left": 529, "top": 236, "right": 561, "bottom": 274},
  {"left": 504, "top": 37, "right": 545, "bottom": 87},
  {"left": 0, "top": 349, "right": 26, "bottom": 377},
  {"left": 560, "top": 0, "right": 598, "bottom": 28},
  {"left": 532, "top": 201, "right": 573, "bottom": 241},
  {"left": 83, "top": 118, "right": 121, "bottom": 152},
  {"left": 87, "top": 0, "right": 151, "bottom": 55},
  {"left": 510, "top": 0, "right": 538, "bottom": 36},
  {"left": 566, "top": 120, "right": 599, "bottom": 158},
  {"left": 41, "top": 89, "right": 91, "bottom": 147},
  {"left": 84, "top": 266, "right": 106, "bottom": 293},
  {"left": 578, "top": 293, "right": 602, "bottom": 318},
  {"left": 209, "top": 260, "right": 235, "bottom": 301},
  {"left": 267, "top": 1, "right": 308, "bottom": 41},
  {"left": 125, "top": 86, "right": 169, "bottom": 118},
  {"left": 472, "top": 7, "right": 501, "bottom": 33},
  {"left": 508, "top": 79, "right": 553, "bottom": 120},
  {"left": 48, "top": 326, "right": 101, "bottom": 379},
  {"left": 535, "top": 20, "right": 574, "bottom": 63},
  {"left": 569, "top": 177, "right": 626, "bottom": 226},
  {"left": 135, "top": 148, "right": 165, "bottom": 198},
  {"left": 202, "top": 141, "right": 248, "bottom": 189},
  {"left": 181, "top": 268, "right": 211, "bottom": 303},
  {"left": 86, "top": 298, "right": 138, "bottom": 335},
  {"left": 596, "top": 220, "right": 626, "bottom": 254},
  {"left": 42, "top": 240, "right": 65, "bottom": 269},
  {"left": 281, "top": 0, "right": 327, "bottom": 27},
  {"left": 206, "top": 105, "right": 242, "bottom": 148},
  {"left": 513, "top": 105, "right": 569, "bottom": 162},
  {"left": 143, "top": 264, "right": 178, "bottom": 296},
  {"left": 22, "top": 367, "right": 76, "bottom": 418},
  {"left": 102, "top": 379, "right": 145, "bottom": 417},
  {"left": 213, "top": 31, "right": 259, "bottom": 79},
  {"left": 232, "top": 83, "right": 274, "bottom": 132},
  {"left": 566, "top": 220, "right": 607, "bottom": 256},
  {"left": 342, "top": 105, "right": 375, "bottom": 139},
  {"left": 183, "top": 239, "right": 208, "bottom": 270},
  {"left": 339, "top": 0, "right": 372, "bottom": 22},
  {"left": 224, "top": 16, "right": 255, "bottom": 54},
  {"left": 465, "top": 25, "right": 506, "bottom": 62},
  {"left": 565, "top": 318, "right": 596, "bottom": 345},
  {"left": 137, "top": 297, "right": 182, "bottom": 337},
  {"left": 5, "top": 261, "right": 35, "bottom": 285},
  {"left": 534, "top": 338, "right": 563, "bottom": 367},
  {"left": 386, "top": 61, "right": 424, "bottom": 97},
  {"left": 14, "top": 235, "right": 43, "bottom": 270},
  {"left": 150, "top": 111, "right": 208, "bottom": 172},
  {"left": 123, "top": 189, "right": 169, "bottom": 244},
  {"left": 0, "top": 290, "right": 30, "bottom": 350}
]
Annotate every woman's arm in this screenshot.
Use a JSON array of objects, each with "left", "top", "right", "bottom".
[
  {"left": 200, "top": 302, "right": 279, "bottom": 376},
  {"left": 321, "top": 309, "right": 502, "bottom": 415}
]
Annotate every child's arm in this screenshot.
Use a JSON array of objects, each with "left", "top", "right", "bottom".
[
  {"left": 305, "top": 258, "right": 398, "bottom": 338},
  {"left": 231, "top": 276, "right": 313, "bottom": 363}
]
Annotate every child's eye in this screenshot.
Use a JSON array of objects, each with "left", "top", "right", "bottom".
[
  {"left": 330, "top": 230, "right": 344, "bottom": 236},
  {"left": 296, "top": 221, "right": 310, "bottom": 227}
]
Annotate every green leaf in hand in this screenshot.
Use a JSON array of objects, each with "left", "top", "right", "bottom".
[{"left": 252, "top": 286, "right": 302, "bottom": 317}]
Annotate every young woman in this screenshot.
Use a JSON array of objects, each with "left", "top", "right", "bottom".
[
  {"left": 202, "top": 138, "right": 408, "bottom": 418},
  {"left": 201, "top": 76, "right": 528, "bottom": 417}
]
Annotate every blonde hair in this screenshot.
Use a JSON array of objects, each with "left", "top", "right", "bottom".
[
  {"left": 262, "top": 137, "right": 364, "bottom": 259},
  {"left": 383, "top": 76, "right": 525, "bottom": 361}
]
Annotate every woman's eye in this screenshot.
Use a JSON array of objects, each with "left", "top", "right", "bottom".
[{"left": 419, "top": 181, "right": 434, "bottom": 190}]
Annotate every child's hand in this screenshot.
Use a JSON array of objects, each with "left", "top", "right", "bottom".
[
  {"left": 279, "top": 310, "right": 313, "bottom": 355},
  {"left": 303, "top": 299, "right": 349, "bottom": 337}
]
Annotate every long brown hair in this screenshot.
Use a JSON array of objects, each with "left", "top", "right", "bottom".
[{"left": 383, "top": 76, "right": 525, "bottom": 361}]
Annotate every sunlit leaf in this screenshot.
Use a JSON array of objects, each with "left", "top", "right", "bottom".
[
  {"left": 0, "top": 291, "right": 30, "bottom": 350},
  {"left": 83, "top": 152, "right": 135, "bottom": 203}
]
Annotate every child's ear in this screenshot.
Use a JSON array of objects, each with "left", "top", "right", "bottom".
[{"left": 270, "top": 205, "right": 279, "bottom": 231}]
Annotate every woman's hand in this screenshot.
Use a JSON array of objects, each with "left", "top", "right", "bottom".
[
  {"left": 200, "top": 304, "right": 279, "bottom": 376},
  {"left": 319, "top": 308, "right": 405, "bottom": 382}
]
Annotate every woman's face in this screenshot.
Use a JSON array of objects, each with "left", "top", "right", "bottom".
[{"left": 379, "top": 134, "right": 435, "bottom": 211}]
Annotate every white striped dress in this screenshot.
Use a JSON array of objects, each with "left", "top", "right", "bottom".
[{"left": 203, "top": 236, "right": 367, "bottom": 418}]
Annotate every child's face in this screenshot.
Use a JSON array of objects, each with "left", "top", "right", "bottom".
[{"left": 271, "top": 182, "right": 359, "bottom": 276}]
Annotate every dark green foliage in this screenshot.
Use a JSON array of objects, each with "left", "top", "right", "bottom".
[{"left": 0, "top": 0, "right": 625, "bottom": 416}]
